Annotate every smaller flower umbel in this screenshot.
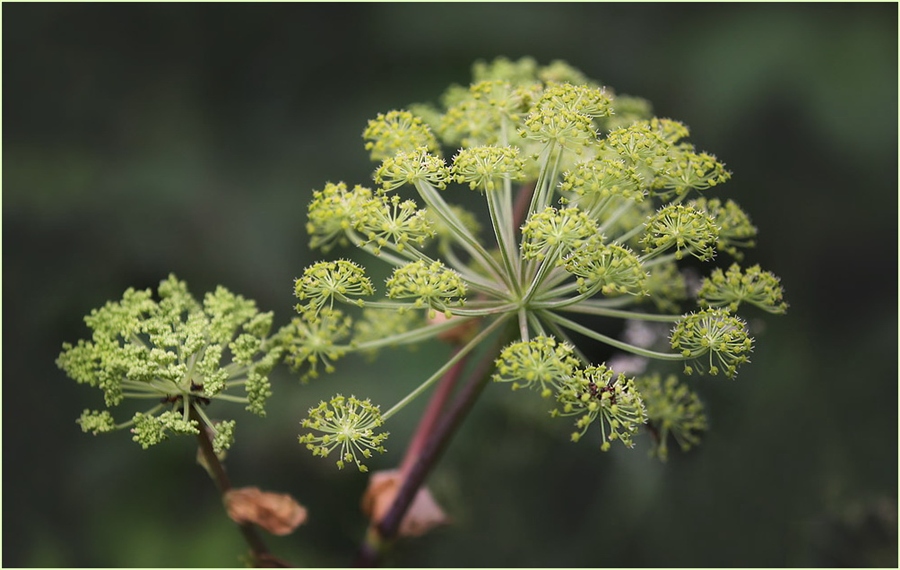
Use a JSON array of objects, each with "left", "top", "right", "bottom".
[
  {"left": 57, "top": 274, "right": 286, "bottom": 452},
  {"left": 555, "top": 365, "right": 646, "bottom": 451},
  {"left": 299, "top": 395, "right": 389, "bottom": 472},
  {"left": 291, "top": 57, "right": 787, "bottom": 468},
  {"left": 636, "top": 373, "right": 708, "bottom": 461}
]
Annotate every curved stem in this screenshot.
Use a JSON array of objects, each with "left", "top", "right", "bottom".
[
  {"left": 381, "top": 315, "right": 509, "bottom": 421},
  {"left": 355, "top": 323, "right": 510, "bottom": 566},
  {"left": 414, "top": 180, "right": 509, "bottom": 287},
  {"left": 539, "top": 310, "right": 685, "bottom": 361},
  {"left": 190, "top": 405, "right": 286, "bottom": 567},
  {"left": 380, "top": 333, "right": 503, "bottom": 532},
  {"left": 557, "top": 303, "right": 683, "bottom": 322},
  {"left": 208, "top": 393, "right": 250, "bottom": 404},
  {"left": 399, "top": 348, "right": 467, "bottom": 477},
  {"left": 485, "top": 184, "right": 522, "bottom": 298},
  {"left": 350, "top": 315, "right": 478, "bottom": 353}
]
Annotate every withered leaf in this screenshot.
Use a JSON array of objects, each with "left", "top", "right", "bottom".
[{"left": 224, "top": 487, "right": 307, "bottom": 536}]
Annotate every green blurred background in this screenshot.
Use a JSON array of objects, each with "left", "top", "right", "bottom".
[{"left": 4, "top": 3, "right": 897, "bottom": 567}]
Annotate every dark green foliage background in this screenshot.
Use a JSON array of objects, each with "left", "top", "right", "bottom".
[{"left": 4, "top": 3, "right": 897, "bottom": 567}]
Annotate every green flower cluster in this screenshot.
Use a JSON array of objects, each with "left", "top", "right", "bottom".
[
  {"left": 57, "top": 275, "right": 285, "bottom": 452},
  {"left": 57, "top": 58, "right": 787, "bottom": 472},
  {"left": 288, "top": 56, "right": 786, "bottom": 466},
  {"left": 298, "top": 395, "right": 389, "bottom": 472},
  {"left": 636, "top": 373, "right": 708, "bottom": 461}
]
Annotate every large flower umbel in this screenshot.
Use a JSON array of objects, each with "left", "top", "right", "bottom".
[{"left": 292, "top": 57, "right": 786, "bottom": 466}]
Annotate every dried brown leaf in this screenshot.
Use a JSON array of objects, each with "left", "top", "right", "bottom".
[{"left": 224, "top": 487, "right": 307, "bottom": 536}]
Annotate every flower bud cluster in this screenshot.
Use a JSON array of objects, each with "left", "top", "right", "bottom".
[
  {"left": 698, "top": 263, "right": 788, "bottom": 314},
  {"left": 385, "top": 259, "right": 467, "bottom": 317},
  {"left": 58, "top": 274, "right": 286, "bottom": 451}
]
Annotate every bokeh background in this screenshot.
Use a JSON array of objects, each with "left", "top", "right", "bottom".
[{"left": 4, "top": 3, "right": 897, "bottom": 567}]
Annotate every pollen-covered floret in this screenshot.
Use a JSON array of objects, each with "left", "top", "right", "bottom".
[
  {"left": 698, "top": 263, "right": 788, "bottom": 314},
  {"left": 563, "top": 236, "right": 648, "bottom": 296},
  {"left": 521, "top": 206, "right": 598, "bottom": 261},
  {"left": 645, "top": 117, "right": 692, "bottom": 145},
  {"left": 306, "top": 182, "right": 374, "bottom": 252},
  {"left": 385, "top": 260, "right": 467, "bottom": 316},
  {"left": 670, "top": 308, "right": 753, "bottom": 378},
  {"left": 601, "top": 122, "right": 671, "bottom": 174},
  {"left": 299, "top": 395, "right": 389, "bottom": 472},
  {"left": 373, "top": 147, "right": 450, "bottom": 192},
  {"left": 363, "top": 110, "right": 441, "bottom": 162},
  {"left": 554, "top": 366, "right": 647, "bottom": 451},
  {"left": 538, "top": 82, "right": 613, "bottom": 120},
  {"left": 294, "top": 260, "right": 374, "bottom": 315},
  {"left": 283, "top": 308, "right": 352, "bottom": 382},
  {"left": 641, "top": 203, "right": 720, "bottom": 261},
  {"left": 520, "top": 105, "right": 596, "bottom": 153},
  {"left": 690, "top": 197, "right": 757, "bottom": 259},
  {"left": 439, "top": 80, "right": 534, "bottom": 148},
  {"left": 451, "top": 145, "right": 525, "bottom": 191},
  {"left": 492, "top": 336, "right": 579, "bottom": 398},
  {"left": 653, "top": 149, "right": 731, "bottom": 198},
  {"left": 520, "top": 82, "right": 609, "bottom": 153},
  {"left": 558, "top": 157, "right": 646, "bottom": 207},
  {"left": 354, "top": 194, "right": 434, "bottom": 254}
]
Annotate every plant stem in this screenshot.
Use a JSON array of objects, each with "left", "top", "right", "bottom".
[
  {"left": 354, "top": 328, "right": 508, "bottom": 566},
  {"left": 381, "top": 315, "right": 508, "bottom": 421},
  {"left": 192, "top": 407, "right": 287, "bottom": 567},
  {"left": 399, "top": 347, "right": 466, "bottom": 477},
  {"left": 354, "top": 349, "right": 468, "bottom": 568}
]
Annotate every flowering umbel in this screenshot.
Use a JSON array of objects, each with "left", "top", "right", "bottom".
[
  {"left": 287, "top": 56, "right": 786, "bottom": 467},
  {"left": 57, "top": 274, "right": 286, "bottom": 451},
  {"left": 289, "top": 59, "right": 787, "bottom": 465}
]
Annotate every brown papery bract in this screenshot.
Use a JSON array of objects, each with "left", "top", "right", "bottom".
[{"left": 224, "top": 487, "right": 307, "bottom": 536}]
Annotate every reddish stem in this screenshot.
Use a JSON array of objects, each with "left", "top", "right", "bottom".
[
  {"left": 398, "top": 347, "right": 466, "bottom": 477},
  {"left": 354, "top": 330, "right": 508, "bottom": 566},
  {"left": 513, "top": 181, "right": 537, "bottom": 227}
]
